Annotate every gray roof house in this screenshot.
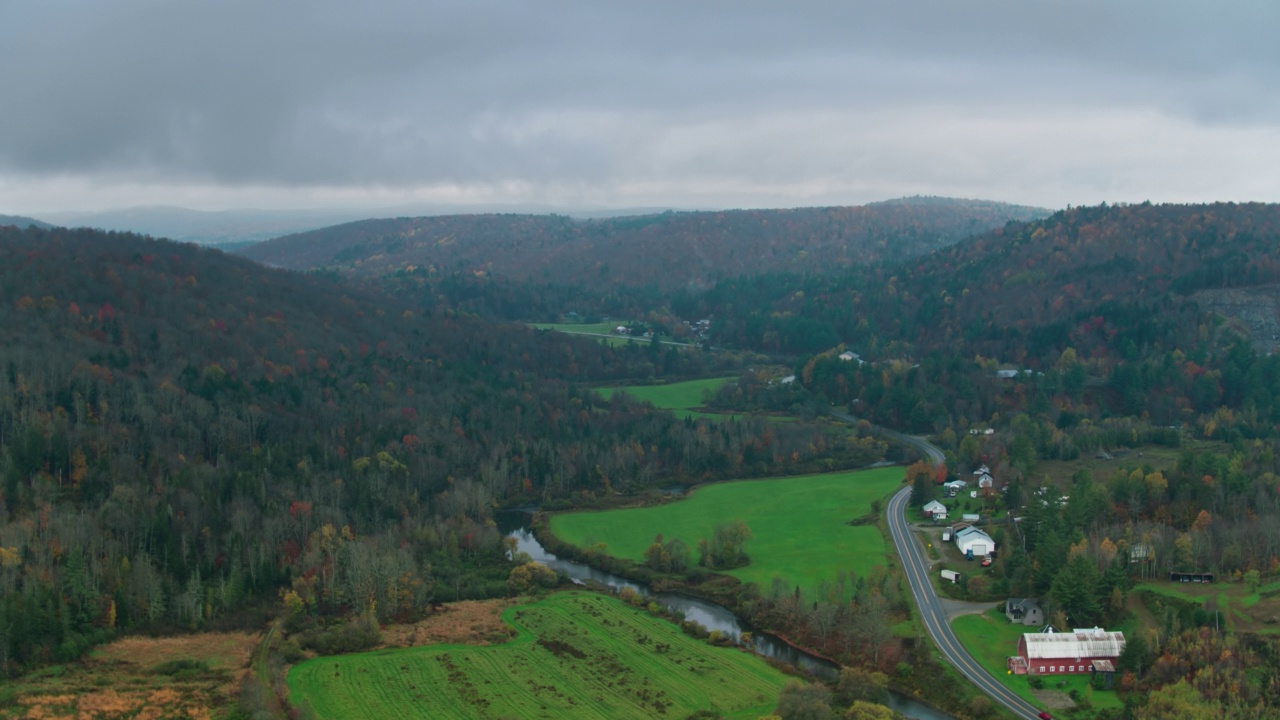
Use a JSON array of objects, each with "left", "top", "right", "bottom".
[{"left": 1005, "top": 598, "right": 1044, "bottom": 626}]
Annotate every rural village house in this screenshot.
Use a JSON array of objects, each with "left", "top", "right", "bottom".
[
  {"left": 1004, "top": 598, "right": 1044, "bottom": 626},
  {"left": 922, "top": 500, "right": 948, "bottom": 520}
]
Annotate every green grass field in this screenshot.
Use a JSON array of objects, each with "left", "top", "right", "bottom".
[
  {"left": 287, "top": 592, "right": 790, "bottom": 720},
  {"left": 950, "top": 609, "right": 1123, "bottom": 712},
  {"left": 529, "top": 322, "right": 635, "bottom": 346},
  {"left": 596, "top": 377, "right": 737, "bottom": 420},
  {"left": 1134, "top": 579, "right": 1280, "bottom": 634},
  {"left": 550, "top": 467, "right": 904, "bottom": 599}
]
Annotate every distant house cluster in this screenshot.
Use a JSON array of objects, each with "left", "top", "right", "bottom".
[{"left": 683, "top": 318, "right": 712, "bottom": 341}]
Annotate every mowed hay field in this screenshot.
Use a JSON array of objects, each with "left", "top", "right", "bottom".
[
  {"left": 596, "top": 377, "right": 736, "bottom": 420},
  {"left": 287, "top": 592, "right": 789, "bottom": 720},
  {"left": 550, "top": 467, "right": 904, "bottom": 598}
]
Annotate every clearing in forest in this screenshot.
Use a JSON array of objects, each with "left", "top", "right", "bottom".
[
  {"left": 3, "top": 631, "right": 257, "bottom": 720},
  {"left": 595, "top": 376, "right": 737, "bottom": 420},
  {"left": 550, "top": 466, "right": 904, "bottom": 599},
  {"left": 287, "top": 592, "right": 789, "bottom": 720}
]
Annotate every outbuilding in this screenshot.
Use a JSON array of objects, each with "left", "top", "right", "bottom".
[
  {"left": 954, "top": 526, "right": 995, "bottom": 557},
  {"left": 1007, "top": 628, "right": 1125, "bottom": 676}
]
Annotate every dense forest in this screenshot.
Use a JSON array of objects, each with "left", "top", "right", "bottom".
[
  {"left": 7, "top": 201, "right": 1280, "bottom": 718},
  {"left": 0, "top": 226, "right": 879, "bottom": 673},
  {"left": 241, "top": 197, "right": 1047, "bottom": 291}
]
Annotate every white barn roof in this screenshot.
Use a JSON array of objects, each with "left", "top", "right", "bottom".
[{"left": 1022, "top": 630, "right": 1125, "bottom": 660}]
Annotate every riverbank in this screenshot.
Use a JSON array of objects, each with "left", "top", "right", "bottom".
[{"left": 501, "top": 513, "right": 958, "bottom": 720}]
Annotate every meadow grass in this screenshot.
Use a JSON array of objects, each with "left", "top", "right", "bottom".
[
  {"left": 287, "top": 592, "right": 790, "bottom": 720},
  {"left": 550, "top": 467, "right": 904, "bottom": 599},
  {"left": 528, "top": 322, "right": 638, "bottom": 346},
  {"left": 596, "top": 377, "right": 738, "bottom": 420},
  {"left": 950, "top": 609, "right": 1123, "bottom": 711},
  {"left": 1134, "top": 579, "right": 1280, "bottom": 634}
]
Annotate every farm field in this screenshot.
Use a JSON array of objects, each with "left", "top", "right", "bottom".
[
  {"left": 550, "top": 466, "right": 904, "bottom": 599},
  {"left": 595, "top": 377, "right": 738, "bottom": 420},
  {"left": 528, "top": 321, "right": 633, "bottom": 346},
  {"left": 1031, "top": 439, "right": 1228, "bottom": 488},
  {"left": 1, "top": 631, "right": 257, "bottom": 720},
  {"left": 950, "top": 609, "right": 1122, "bottom": 712},
  {"left": 1134, "top": 579, "right": 1280, "bottom": 634},
  {"left": 287, "top": 592, "right": 789, "bottom": 720}
]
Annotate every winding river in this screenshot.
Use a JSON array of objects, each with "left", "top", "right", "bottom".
[{"left": 497, "top": 512, "right": 954, "bottom": 720}]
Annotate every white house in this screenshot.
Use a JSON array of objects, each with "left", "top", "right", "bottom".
[
  {"left": 977, "top": 474, "right": 994, "bottom": 490},
  {"left": 955, "top": 526, "right": 996, "bottom": 557},
  {"left": 923, "top": 500, "right": 948, "bottom": 520}
]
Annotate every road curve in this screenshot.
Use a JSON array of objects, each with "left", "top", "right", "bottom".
[
  {"left": 833, "top": 411, "right": 946, "bottom": 466},
  {"left": 831, "top": 411, "right": 1041, "bottom": 719},
  {"left": 887, "top": 484, "right": 1043, "bottom": 720}
]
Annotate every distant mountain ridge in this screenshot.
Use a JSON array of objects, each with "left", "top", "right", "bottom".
[
  {"left": 0, "top": 213, "right": 53, "bottom": 230},
  {"left": 42, "top": 205, "right": 370, "bottom": 247},
  {"left": 242, "top": 197, "right": 1050, "bottom": 290}
]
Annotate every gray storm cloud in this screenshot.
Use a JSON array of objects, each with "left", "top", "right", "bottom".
[{"left": 1, "top": 0, "right": 1278, "bottom": 211}]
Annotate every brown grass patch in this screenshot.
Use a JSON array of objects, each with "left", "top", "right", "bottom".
[
  {"left": 380, "top": 599, "right": 517, "bottom": 649},
  {"left": 4, "top": 633, "right": 259, "bottom": 720},
  {"left": 94, "top": 631, "right": 257, "bottom": 671}
]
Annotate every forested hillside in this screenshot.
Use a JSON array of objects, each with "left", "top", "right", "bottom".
[
  {"left": 701, "top": 202, "right": 1280, "bottom": 360},
  {"left": 242, "top": 197, "right": 1047, "bottom": 290},
  {"left": 0, "top": 226, "right": 876, "bottom": 673}
]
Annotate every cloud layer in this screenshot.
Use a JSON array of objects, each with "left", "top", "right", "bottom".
[{"left": 3, "top": 1, "right": 1278, "bottom": 212}]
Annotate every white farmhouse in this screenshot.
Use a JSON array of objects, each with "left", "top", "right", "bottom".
[{"left": 922, "top": 500, "right": 948, "bottom": 520}]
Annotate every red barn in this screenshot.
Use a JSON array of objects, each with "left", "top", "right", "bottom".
[{"left": 1007, "top": 628, "right": 1125, "bottom": 676}]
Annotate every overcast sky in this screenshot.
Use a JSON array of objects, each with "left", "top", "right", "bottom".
[{"left": 2, "top": 0, "right": 1278, "bottom": 215}]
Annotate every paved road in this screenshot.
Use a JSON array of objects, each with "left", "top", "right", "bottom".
[
  {"left": 830, "top": 411, "right": 944, "bottom": 465},
  {"left": 887, "top": 484, "right": 1043, "bottom": 720},
  {"left": 831, "top": 410, "right": 1041, "bottom": 719}
]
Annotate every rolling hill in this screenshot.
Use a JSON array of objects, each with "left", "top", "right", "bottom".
[
  {"left": 241, "top": 197, "right": 1049, "bottom": 290},
  {"left": 0, "top": 224, "right": 860, "bottom": 672},
  {"left": 700, "top": 202, "right": 1280, "bottom": 361},
  {"left": 0, "top": 213, "right": 53, "bottom": 230}
]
